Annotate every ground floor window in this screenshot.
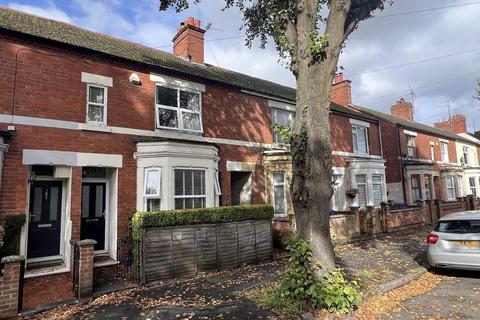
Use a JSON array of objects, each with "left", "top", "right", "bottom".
[
  {"left": 355, "top": 175, "right": 368, "bottom": 207},
  {"left": 445, "top": 176, "right": 456, "bottom": 200},
  {"left": 372, "top": 174, "right": 384, "bottom": 206},
  {"left": 144, "top": 168, "right": 161, "bottom": 211},
  {"left": 174, "top": 169, "right": 206, "bottom": 209},
  {"left": 272, "top": 172, "right": 287, "bottom": 217},
  {"left": 411, "top": 175, "right": 422, "bottom": 202},
  {"left": 469, "top": 177, "right": 477, "bottom": 196},
  {"left": 424, "top": 175, "right": 433, "bottom": 200}
]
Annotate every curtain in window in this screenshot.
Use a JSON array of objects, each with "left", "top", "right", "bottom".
[
  {"left": 356, "top": 175, "right": 367, "bottom": 207},
  {"left": 272, "top": 172, "right": 286, "bottom": 217},
  {"left": 372, "top": 175, "right": 383, "bottom": 206}
]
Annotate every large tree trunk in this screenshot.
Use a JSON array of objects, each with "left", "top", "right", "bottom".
[{"left": 291, "top": 0, "right": 352, "bottom": 270}]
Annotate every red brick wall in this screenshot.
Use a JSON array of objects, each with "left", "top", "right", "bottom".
[
  {"left": 0, "top": 258, "right": 23, "bottom": 318},
  {"left": 0, "top": 34, "right": 270, "bottom": 240},
  {"left": 172, "top": 18, "right": 205, "bottom": 64},
  {"left": 380, "top": 121, "right": 402, "bottom": 183},
  {"left": 434, "top": 114, "right": 467, "bottom": 134},
  {"left": 390, "top": 98, "right": 414, "bottom": 121}
]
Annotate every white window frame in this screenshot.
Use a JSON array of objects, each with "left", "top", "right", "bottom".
[
  {"left": 430, "top": 144, "right": 435, "bottom": 161},
  {"left": 469, "top": 177, "right": 477, "bottom": 196},
  {"left": 272, "top": 171, "right": 288, "bottom": 217},
  {"left": 155, "top": 84, "right": 203, "bottom": 133},
  {"left": 463, "top": 146, "right": 469, "bottom": 165},
  {"left": 411, "top": 174, "right": 422, "bottom": 202},
  {"left": 406, "top": 135, "right": 416, "bottom": 158},
  {"left": 143, "top": 168, "right": 162, "bottom": 211},
  {"left": 173, "top": 168, "right": 207, "bottom": 209},
  {"left": 86, "top": 84, "right": 108, "bottom": 125},
  {"left": 440, "top": 142, "right": 449, "bottom": 163},
  {"left": 372, "top": 174, "right": 384, "bottom": 207},
  {"left": 355, "top": 174, "right": 368, "bottom": 207},
  {"left": 352, "top": 125, "right": 369, "bottom": 154},
  {"left": 272, "top": 108, "right": 295, "bottom": 144},
  {"left": 214, "top": 171, "right": 222, "bottom": 195},
  {"left": 445, "top": 176, "right": 456, "bottom": 200}
]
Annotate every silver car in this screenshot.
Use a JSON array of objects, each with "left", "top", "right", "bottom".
[{"left": 427, "top": 211, "right": 480, "bottom": 271}]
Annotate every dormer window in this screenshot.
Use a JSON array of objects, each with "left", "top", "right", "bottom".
[{"left": 155, "top": 85, "right": 202, "bottom": 132}]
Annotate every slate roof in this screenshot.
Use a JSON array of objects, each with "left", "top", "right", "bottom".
[
  {"left": 0, "top": 7, "right": 296, "bottom": 101},
  {"left": 353, "top": 104, "right": 477, "bottom": 145}
]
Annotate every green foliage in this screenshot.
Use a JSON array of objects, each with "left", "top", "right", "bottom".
[
  {"left": 274, "top": 236, "right": 362, "bottom": 314},
  {"left": 309, "top": 31, "right": 328, "bottom": 63},
  {"left": 131, "top": 204, "right": 273, "bottom": 241},
  {"left": 272, "top": 124, "right": 292, "bottom": 144},
  {"left": 0, "top": 214, "right": 26, "bottom": 257},
  {"left": 247, "top": 283, "right": 307, "bottom": 317}
]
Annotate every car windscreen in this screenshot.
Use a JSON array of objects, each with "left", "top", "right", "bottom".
[{"left": 434, "top": 220, "right": 480, "bottom": 234}]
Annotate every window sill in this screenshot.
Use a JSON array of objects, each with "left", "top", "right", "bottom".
[
  {"left": 80, "top": 123, "right": 112, "bottom": 133},
  {"left": 154, "top": 128, "right": 203, "bottom": 136},
  {"left": 272, "top": 216, "right": 290, "bottom": 222}
]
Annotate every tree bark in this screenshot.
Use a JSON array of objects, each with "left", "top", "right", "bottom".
[{"left": 291, "top": 0, "right": 352, "bottom": 271}]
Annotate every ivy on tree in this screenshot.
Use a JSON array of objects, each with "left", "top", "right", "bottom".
[{"left": 158, "top": 0, "right": 390, "bottom": 271}]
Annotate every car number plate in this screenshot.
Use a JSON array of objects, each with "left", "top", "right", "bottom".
[{"left": 459, "top": 240, "right": 480, "bottom": 247}]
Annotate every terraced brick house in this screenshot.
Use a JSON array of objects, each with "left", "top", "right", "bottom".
[
  {"left": 355, "top": 100, "right": 480, "bottom": 205},
  {"left": 0, "top": 8, "right": 301, "bottom": 307}
]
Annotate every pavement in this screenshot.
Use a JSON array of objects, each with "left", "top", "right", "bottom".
[
  {"left": 379, "top": 269, "right": 480, "bottom": 320},
  {"left": 25, "top": 226, "right": 465, "bottom": 320}
]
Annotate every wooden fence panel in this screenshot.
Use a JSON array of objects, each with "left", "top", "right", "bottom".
[
  {"left": 143, "top": 228, "right": 173, "bottom": 283},
  {"left": 173, "top": 227, "right": 196, "bottom": 278},
  {"left": 141, "top": 220, "right": 272, "bottom": 284},
  {"left": 195, "top": 225, "right": 217, "bottom": 272},
  {"left": 217, "top": 223, "right": 239, "bottom": 270},
  {"left": 255, "top": 220, "right": 272, "bottom": 262},
  {"left": 238, "top": 221, "right": 256, "bottom": 265}
]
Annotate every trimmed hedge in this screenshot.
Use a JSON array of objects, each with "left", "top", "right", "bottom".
[
  {"left": 131, "top": 204, "right": 274, "bottom": 241},
  {"left": 0, "top": 214, "right": 26, "bottom": 259}
]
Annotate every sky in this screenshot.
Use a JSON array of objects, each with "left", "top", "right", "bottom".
[{"left": 2, "top": 0, "right": 480, "bottom": 131}]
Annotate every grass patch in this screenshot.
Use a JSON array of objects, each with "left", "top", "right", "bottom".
[{"left": 246, "top": 282, "right": 308, "bottom": 318}]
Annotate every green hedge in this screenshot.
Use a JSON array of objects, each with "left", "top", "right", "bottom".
[
  {"left": 131, "top": 204, "right": 274, "bottom": 241},
  {"left": 1, "top": 214, "right": 26, "bottom": 259}
]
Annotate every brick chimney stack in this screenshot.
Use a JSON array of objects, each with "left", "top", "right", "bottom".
[
  {"left": 434, "top": 114, "right": 467, "bottom": 134},
  {"left": 390, "top": 98, "right": 414, "bottom": 121},
  {"left": 331, "top": 73, "right": 352, "bottom": 107},
  {"left": 172, "top": 17, "right": 205, "bottom": 64}
]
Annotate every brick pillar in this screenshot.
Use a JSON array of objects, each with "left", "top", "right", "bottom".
[
  {"left": 0, "top": 256, "right": 24, "bottom": 319},
  {"left": 380, "top": 202, "right": 389, "bottom": 233},
  {"left": 416, "top": 200, "right": 427, "bottom": 225},
  {"left": 72, "top": 240, "right": 96, "bottom": 299}
]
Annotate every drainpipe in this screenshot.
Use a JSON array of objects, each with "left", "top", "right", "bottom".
[
  {"left": 0, "top": 136, "right": 9, "bottom": 194},
  {"left": 378, "top": 120, "right": 384, "bottom": 158},
  {"left": 396, "top": 126, "right": 407, "bottom": 203}
]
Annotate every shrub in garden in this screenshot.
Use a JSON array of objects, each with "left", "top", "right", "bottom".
[
  {"left": 277, "top": 235, "right": 362, "bottom": 314},
  {"left": 0, "top": 214, "right": 25, "bottom": 257}
]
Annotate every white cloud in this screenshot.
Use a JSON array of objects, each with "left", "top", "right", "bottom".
[{"left": 8, "top": 1, "right": 72, "bottom": 23}]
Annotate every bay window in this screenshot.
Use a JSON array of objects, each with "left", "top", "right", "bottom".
[
  {"left": 174, "top": 169, "right": 206, "bottom": 209},
  {"left": 355, "top": 175, "right": 367, "bottom": 207},
  {"left": 156, "top": 85, "right": 202, "bottom": 132},
  {"left": 144, "top": 168, "right": 161, "bottom": 211},
  {"left": 445, "top": 176, "right": 455, "bottom": 200},
  {"left": 372, "top": 175, "right": 384, "bottom": 206},
  {"left": 411, "top": 175, "right": 422, "bottom": 202},
  {"left": 469, "top": 177, "right": 477, "bottom": 196}
]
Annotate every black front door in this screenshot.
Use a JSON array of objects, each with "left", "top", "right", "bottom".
[
  {"left": 81, "top": 183, "right": 106, "bottom": 251},
  {"left": 28, "top": 181, "right": 63, "bottom": 259}
]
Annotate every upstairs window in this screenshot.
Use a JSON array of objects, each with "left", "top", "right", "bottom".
[
  {"left": 86, "top": 84, "right": 107, "bottom": 124},
  {"left": 144, "top": 168, "right": 161, "bottom": 212},
  {"left": 440, "top": 142, "right": 449, "bottom": 162},
  {"left": 406, "top": 135, "right": 416, "bottom": 158},
  {"left": 156, "top": 85, "right": 202, "bottom": 132},
  {"left": 272, "top": 108, "right": 294, "bottom": 144},
  {"left": 430, "top": 145, "right": 435, "bottom": 161},
  {"left": 463, "top": 146, "right": 469, "bottom": 165},
  {"left": 352, "top": 126, "right": 368, "bottom": 154}
]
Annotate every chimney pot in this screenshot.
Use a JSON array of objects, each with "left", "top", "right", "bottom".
[
  {"left": 331, "top": 73, "right": 352, "bottom": 107},
  {"left": 391, "top": 98, "right": 414, "bottom": 121}
]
